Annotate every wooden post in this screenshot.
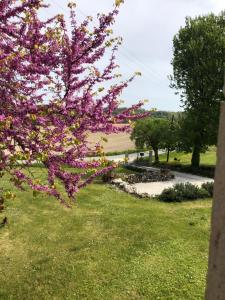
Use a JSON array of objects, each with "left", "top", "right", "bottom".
[{"left": 205, "top": 81, "right": 225, "bottom": 299}]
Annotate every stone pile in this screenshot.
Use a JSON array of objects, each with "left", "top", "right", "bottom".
[
  {"left": 110, "top": 169, "right": 175, "bottom": 198},
  {"left": 123, "top": 170, "right": 174, "bottom": 184},
  {"left": 111, "top": 178, "right": 149, "bottom": 198},
  {"left": 110, "top": 168, "right": 175, "bottom": 198}
]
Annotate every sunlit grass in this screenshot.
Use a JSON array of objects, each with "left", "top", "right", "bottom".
[
  {"left": 0, "top": 169, "right": 211, "bottom": 299},
  {"left": 159, "top": 147, "right": 216, "bottom": 166}
]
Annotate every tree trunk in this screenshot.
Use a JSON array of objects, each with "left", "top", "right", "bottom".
[
  {"left": 205, "top": 102, "right": 225, "bottom": 299},
  {"left": 191, "top": 143, "right": 200, "bottom": 168},
  {"left": 166, "top": 147, "right": 170, "bottom": 163},
  {"left": 153, "top": 148, "right": 159, "bottom": 163}
]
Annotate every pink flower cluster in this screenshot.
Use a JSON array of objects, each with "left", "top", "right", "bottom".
[{"left": 0, "top": 0, "right": 148, "bottom": 205}]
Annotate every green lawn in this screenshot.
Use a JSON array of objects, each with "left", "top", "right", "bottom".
[
  {"left": 159, "top": 147, "right": 216, "bottom": 166},
  {"left": 0, "top": 168, "right": 211, "bottom": 299},
  {"left": 145, "top": 148, "right": 217, "bottom": 178}
]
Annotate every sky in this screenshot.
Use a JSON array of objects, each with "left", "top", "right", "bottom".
[{"left": 41, "top": 0, "right": 225, "bottom": 112}]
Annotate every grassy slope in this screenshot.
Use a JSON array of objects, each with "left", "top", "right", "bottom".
[
  {"left": 0, "top": 169, "right": 211, "bottom": 300},
  {"left": 159, "top": 148, "right": 216, "bottom": 166}
]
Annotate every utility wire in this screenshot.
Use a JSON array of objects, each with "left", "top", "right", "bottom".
[
  {"left": 75, "top": 4, "right": 166, "bottom": 84},
  {"left": 43, "top": 0, "right": 168, "bottom": 89}
]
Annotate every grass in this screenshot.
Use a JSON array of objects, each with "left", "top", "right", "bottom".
[
  {"left": 135, "top": 148, "right": 216, "bottom": 178},
  {"left": 159, "top": 147, "right": 216, "bottom": 166},
  {"left": 0, "top": 168, "right": 211, "bottom": 299}
]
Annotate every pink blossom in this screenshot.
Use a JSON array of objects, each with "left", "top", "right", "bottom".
[
  {"left": 0, "top": 115, "right": 5, "bottom": 122},
  {"left": 0, "top": 0, "right": 148, "bottom": 204}
]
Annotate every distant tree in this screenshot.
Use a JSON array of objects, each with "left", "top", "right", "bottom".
[
  {"left": 113, "top": 107, "right": 146, "bottom": 115},
  {"left": 112, "top": 107, "right": 146, "bottom": 123},
  {"left": 131, "top": 118, "right": 171, "bottom": 162},
  {"left": 163, "top": 115, "right": 179, "bottom": 162},
  {"left": 170, "top": 11, "right": 225, "bottom": 167},
  {"left": 151, "top": 110, "right": 178, "bottom": 119},
  {"left": 112, "top": 108, "right": 182, "bottom": 121}
]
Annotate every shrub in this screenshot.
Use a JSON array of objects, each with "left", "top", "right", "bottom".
[
  {"left": 158, "top": 182, "right": 210, "bottom": 202},
  {"left": 197, "top": 187, "right": 211, "bottom": 199},
  {"left": 177, "top": 183, "right": 199, "bottom": 200},
  {"left": 202, "top": 182, "right": 214, "bottom": 197},
  {"left": 158, "top": 187, "right": 182, "bottom": 202},
  {"left": 102, "top": 170, "right": 117, "bottom": 183},
  {"left": 151, "top": 162, "right": 215, "bottom": 178}
]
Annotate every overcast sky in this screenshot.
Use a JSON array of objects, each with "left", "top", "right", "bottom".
[{"left": 41, "top": 0, "right": 225, "bottom": 112}]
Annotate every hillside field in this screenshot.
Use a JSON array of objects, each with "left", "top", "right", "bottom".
[{"left": 87, "top": 125, "right": 135, "bottom": 153}]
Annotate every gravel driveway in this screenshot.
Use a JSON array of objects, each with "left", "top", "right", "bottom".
[{"left": 133, "top": 171, "right": 214, "bottom": 197}]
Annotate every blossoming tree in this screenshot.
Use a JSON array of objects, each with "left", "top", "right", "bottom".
[{"left": 0, "top": 0, "right": 147, "bottom": 213}]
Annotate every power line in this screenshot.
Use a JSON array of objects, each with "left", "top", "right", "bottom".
[
  {"left": 75, "top": 5, "right": 167, "bottom": 84},
  {"left": 43, "top": 0, "right": 168, "bottom": 89}
]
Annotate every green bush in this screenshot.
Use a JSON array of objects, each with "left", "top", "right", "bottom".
[
  {"left": 158, "top": 182, "right": 210, "bottom": 202},
  {"left": 197, "top": 187, "right": 211, "bottom": 199},
  {"left": 102, "top": 170, "right": 117, "bottom": 183},
  {"left": 150, "top": 162, "right": 215, "bottom": 178},
  {"left": 202, "top": 182, "right": 214, "bottom": 197},
  {"left": 158, "top": 187, "right": 182, "bottom": 202}
]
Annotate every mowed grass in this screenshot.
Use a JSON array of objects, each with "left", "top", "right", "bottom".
[
  {"left": 159, "top": 147, "right": 217, "bottom": 166},
  {"left": 0, "top": 168, "right": 211, "bottom": 299}
]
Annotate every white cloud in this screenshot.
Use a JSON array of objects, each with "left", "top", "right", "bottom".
[
  {"left": 41, "top": 0, "right": 225, "bottom": 111},
  {"left": 210, "top": 0, "right": 225, "bottom": 13}
]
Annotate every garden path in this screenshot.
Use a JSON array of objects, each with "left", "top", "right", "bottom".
[{"left": 133, "top": 171, "right": 214, "bottom": 197}]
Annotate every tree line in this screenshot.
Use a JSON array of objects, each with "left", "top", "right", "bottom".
[{"left": 132, "top": 11, "right": 225, "bottom": 168}]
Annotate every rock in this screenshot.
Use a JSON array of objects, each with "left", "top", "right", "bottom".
[
  {"left": 129, "top": 186, "right": 137, "bottom": 194},
  {"left": 111, "top": 178, "right": 123, "bottom": 184},
  {"left": 122, "top": 170, "right": 174, "bottom": 184},
  {"left": 119, "top": 182, "right": 126, "bottom": 188},
  {"left": 110, "top": 171, "right": 171, "bottom": 198},
  {"left": 141, "top": 193, "right": 150, "bottom": 198},
  {"left": 123, "top": 183, "right": 130, "bottom": 191}
]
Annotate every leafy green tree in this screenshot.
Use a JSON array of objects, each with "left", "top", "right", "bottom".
[
  {"left": 170, "top": 12, "right": 225, "bottom": 167},
  {"left": 131, "top": 118, "right": 171, "bottom": 162},
  {"left": 163, "top": 115, "right": 179, "bottom": 162},
  {"left": 176, "top": 112, "right": 208, "bottom": 154}
]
